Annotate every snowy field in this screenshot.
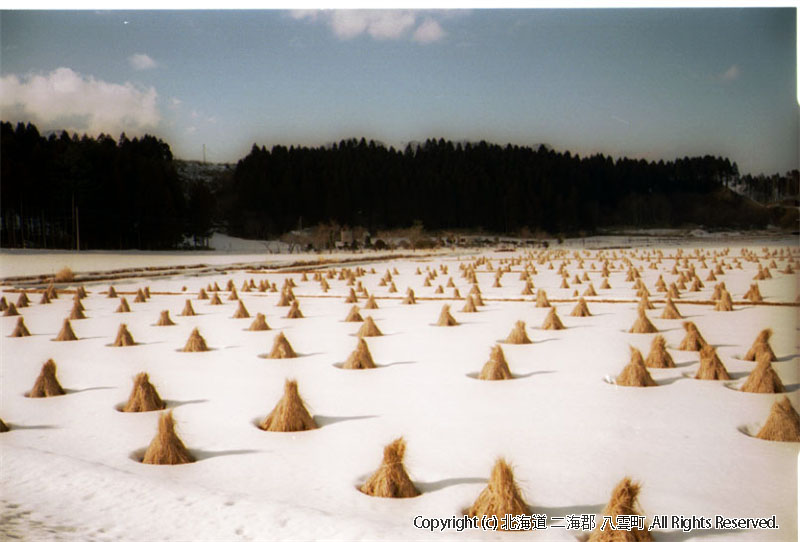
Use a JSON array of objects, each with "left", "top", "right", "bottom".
[{"left": 1, "top": 241, "right": 798, "bottom": 541}]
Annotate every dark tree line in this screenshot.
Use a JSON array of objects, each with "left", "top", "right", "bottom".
[
  {"left": 224, "top": 137, "right": 787, "bottom": 238},
  {"left": 1, "top": 121, "right": 215, "bottom": 249}
]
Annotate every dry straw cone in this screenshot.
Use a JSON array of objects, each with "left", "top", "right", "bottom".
[
  {"left": 227, "top": 289, "right": 239, "bottom": 301},
  {"left": 123, "top": 372, "right": 166, "bottom": 412},
  {"left": 714, "top": 290, "right": 733, "bottom": 311},
  {"left": 588, "top": 478, "right": 652, "bottom": 542},
  {"left": 0, "top": 417, "right": 8, "bottom": 432},
  {"left": 232, "top": 300, "right": 250, "bottom": 319},
  {"left": 4, "top": 302, "right": 20, "bottom": 317},
  {"left": 542, "top": 307, "right": 565, "bottom": 330},
  {"left": 197, "top": 288, "right": 209, "bottom": 300},
  {"left": 740, "top": 355, "right": 785, "bottom": 393},
  {"left": 479, "top": 345, "right": 514, "bottom": 380},
  {"left": 68, "top": 301, "right": 86, "bottom": 320},
  {"left": 344, "top": 305, "right": 363, "bottom": 322},
  {"left": 617, "top": 347, "right": 658, "bottom": 387},
  {"left": 469, "top": 284, "right": 482, "bottom": 295},
  {"left": 29, "top": 359, "right": 65, "bottom": 397},
  {"left": 744, "top": 329, "right": 776, "bottom": 362},
  {"left": 39, "top": 291, "right": 51, "bottom": 305},
  {"left": 461, "top": 295, "right": 478, "bottom": 313},
  {"left": 285, "top": 300, "right": 304, "bottom": 319},
  {"left": 10, "top": 316, "right": 31, "bottom": 338},
  {"left": 134, "top": 289, "right": 147, "bottom": 303},
  {"left": 434, "top": 285, "right": 444, "bottom": 294},
  {"left": 473, "top": 292, "right": 485, "bottom": 307},
  {"left": 629, "top": 308, "right": 657, "bottom": 334},
  {"left": 364, "top": 295, "right": 379, "bottom": 310},
  {"left": 756, "top": 398, "right": 800, "bottom": 442},
  {"left": 744, "top": 283, "right": 763, "bottom": 302},
  {"left": 116, "top": 297, "right": 131, "bottom": 313},
  {"left": 402, "top": 289, "right": 416, "bottom": 304},
  {"left": 55, "top": 266, "right": 75, "bottom": 283},
  {"left": 226, "top": 279, "right": 235, "bottom": 291},
  {"left": 71, "top": 295, "right": 85, "bottom": 311},
  {"left": 343, "top": 338, "right": 377, "bottom": 369},
  {"left": 466, "top": 459, "right": 529, "bottom": 530},
  {"left": 535, "top": 289, "right": 551, "bottom": 308},
  {"left": 142, "top": 411, "right": 195, "bottom": 465},
  {"left": 360, "top": 438, "right": 420, "bottom": 498},
  {"left": 583, "top": 283, "right": 597, "bottom": 297},
  {"left": 520, "top": 281, "right": 533, "bottom": 295},
  {"left": 248, "top": 313, "right": 270, "bottom": 331},
  {"left": 678, "top": 321, "right": 707, "bottom": 351},
  {"left": 600, "top": 278, "right": 611, "bottom": 289},
  {"left": 357, "top": 316, "right": 383, "bottom": 338},
  {"left": 107, "top": 285, "right": 118, "bottom": 298},
  {"left": 182, "top": 327, "right": 209, "bottom": 352},
  {"left": 267, "top": 331, "right": 297, "bottom": 359},
  {"left": 155, "top": 310, "right": 176, "bottom": 326},
  {"left": 259, "top": 379, "right": 317, "bottom": 432},
  {"left": 660, "top": 297, "right": 682, "bottom": 319},
  {"left": 16, "top": 292, "right": 30, "bottom": 308},
  {"left": 637, "top": 295, "right": 654, "bottom": 311},
  {"left": 178, "top": 299, "right": 196, "bottom": 317},
  {"left": 570, "top": 297, "right": 592, "bottom": 317},
  {"left": 645, "top": 335, "right": 674, "bottom": 368},
  {"left": 0, "top": 296, "right": 7, "bottom": 311},
  {"left": 54, "top": 318, "right": 78, "bottom": 341},
  {"left": 694, "top": 345, "right": 730, "bottom": 380},
  {"left": 210, "top": 292, "right": 223, "bottom": 305},
  {"left": 436, "top": 304, "right": 459, "bottom": 327},
  {"left": 111, "top": 323, "right": 136, "bottom": 347},
  {"left": 505, "top": 320, "right": 532, "bottom": 344},
  {"left": 559, "top": 277, "right": 569, "bottom": 289},
  {"left": 387, "top": 282, "right": 398, "bottom": 294}
]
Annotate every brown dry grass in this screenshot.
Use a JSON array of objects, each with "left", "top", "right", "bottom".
[
  {"left": 259, "top": 379, "right": 317, "bottom": 432},
  {"left": 29, "top": 359, "right": 65, "bottom": 397},
  {"left": 479, "top": 345, "right": 513, "bottom": 380},
  {"left": 617, "top": 347, "right": 657, "bottom": 387},
  {"left": 465, "top": 458, "right": 528, "bottom": 530},
  {"left": 343, "top": 338, "right": 377, "bottom": 369},
  {"left": 360, "top": 438, "right": 419, "bottom": 498},
  {"left": 54, "top": 266, "right": 75, "bottom": 283},
  {"left": 123, "top": 372, "right": 166, "bottom": 412},
  {"left": 587, "top": 477, "right": 652, "bottom": 542},
  {"left": 142, "top": 411, "right": 195, "bottom": 465},
  {"left": 756, "top": 398, "right": 800, "bottom": 442}
]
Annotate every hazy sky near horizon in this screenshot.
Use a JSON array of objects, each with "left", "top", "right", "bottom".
[{"left": 1, "top": 9, "right": 796, "bottom": 175}]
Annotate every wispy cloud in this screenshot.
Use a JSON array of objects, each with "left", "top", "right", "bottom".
[
  {"left": 292, "top": 10, "right": 447, "bottom": 43},
  {"left": 129, "top": 53, "right": 157, "bottom": 70},
  {"left": 0, "top": 67, "right": 160, "bottom": 135},
  {"left": 721, "top": 64, "right": 740, "bottom": 81}
]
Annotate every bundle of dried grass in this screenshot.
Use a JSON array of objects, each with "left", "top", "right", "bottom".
[
  {"left": 645, "top": 335, "right": 674, "bottom": 368},
  {"left": 466, "top": 459, "right": 528, "bottom": 529},
  {"left": 364, "top": 295, "right": 379, "bottom": 310},
  {"left": 4, "top": 302, "right": 20, "bottom": 317},
  {"left": 182, "top": 327, "right": 209, "bottom": 352},
  {"left": 583, "top": 283, "right": 597, "bottom": 296},
  {"left": 268, "top": 331, "right": 297, "bottom": 358},
  {"left": 743, "top": 283, "right": 763, "bottom": 302},
  {"left": 107, "top": 285, "right": 118, "bottom": 298},
  {"left": 10, "top": 316, "right": 31, "bottom": 338},
  {"left": 68, "top": 301, "right": 86, "bottom": 320},
  {"left": 285, "top": 300, "right": 304, "bottom": 319},
  {"left": 39, "top": 291, "right": 51, "bottom": 304},
  {"left": 134, "top": 289, "right": 147, "bottom": 303},
  {"left": 345, "top": 305, "right": 363, "bottom": 322},
  {"left": 358, "top": 316, "right": 383, "bottom": 337},
  {"left": 360, "top": 438, "right": 420, "bottom": 498},
  {"left": 71, "top": 294, "right": 84, "bottom": 310},
  {"left": 345, "top": 288, "right": 358, "bottom": 303},
  {"left": 259, "top": 380, "right": 316, "bottom": 431},
  {"left": 123, "top": 372, "right": 166, "bottom": 412},
  {"left": 667, "top": 283, "right": 680, "bottom": 299},
  {"left": 0, "top": 297, "right": 7, "bottom": 311},
  {"left": 248, "top": 313, "right": 270, "bottom": 331},
  {"left": 714, "top": 290, "right": 733, "bottom": 311},
  {"left": 744, "top": 329, "right": 776, "bottom": 362},
  {"left": 156, "top": 310, "right": 176, "bottom": 326},
  {"left": 678, "top": 322, "right": 706, "bottom": 351},
  {"left": 181, "top": 299, "right": 196, "bottom": 317},
  {"left": 570, "top": 297, "right": 592, "bottom": 317},
  {"left": 115, "top": 297, "right": 131, "bottom": 313},
  {"left": 197, "top": 288, "right": 209, "bottom": 300},
  {"left": 142, "top": 411, "right": 195, "bottom": 465},
  {"left": 46, "top": 282, "right": 58, "bottom": 300},
  {"left": 436, "top": 304, "right": 459, "bottom": 326},
  {"left": 617, "top": 347, "right": 658, "bottom": 387},
  {"left": 587, "top": 478, "right": 652, "bottom": 542},
  {"left": 402, "top": 289, "right": 416, "bottom": 304},
  {"left": 55, "top": 266, "right": 75, "bottom": 283},
  {"left": 343, "top": 338, "right": 377, "bottom": 369},
  {"left": 505, "top": 320, "right": 531, "bottom": 345},
  {"left": 694, "top": 345, "right": 730, "bottom": 380},
  {"left": 542, "top": 307, "right": 565, "bottom": 330},
  {"left": 535, "top": 289, "right": 551, "bottom": 308},
  {"left": 628, "top": 308, "right": 657, "bottom": 334},
  {"left": 16, "top": 292, "right": 30, "bottom": 308},
  {"left": 54, "top": 319, "right": 78, "bottom": 341},
  {"left": 112, "top": 323, "right": 136, "bottom": 347},
  {"left": 559, "top": 277, "right": 569, "bottom": 289},
  {"left": 0, "top": 418, "right": 8, "bottom": 432},
  {"left": 755, "top": 398, "right": 800, "bottom": 442},
  {"left": 205, "top": 292, "right": 221, "bottom": 306},
  {"left": 460, "top": 295, "right": 478, "bottom": 313},
  {"left": 228, "top": 289, "right": 239, "bottom": 301},
  {"left": 600, "top": 278, "right": 611, "bottom": 289},
  {"left": 232, "top": 300, "right": 250, "bottom": 319},
  {"left": 473, "top": 292, "right": 485, "bottom": 306},
  {"left": 740, "top": 356, "right": 785, "bottom": 393},
  {"left": 29, "top": 359, "right": 65, "bottom": 397},
  {"left": 479, "top": 345, "right": 513, "bottom": 380},
  {"left": 637, "top": 295, "right": 655, "bottom": 312},
  {"left": 660, "top": 297, "right": 682, "bottom": 319}
]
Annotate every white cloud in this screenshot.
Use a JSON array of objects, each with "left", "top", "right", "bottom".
[
  {"left": 721, "top": 64, "right": 740, "bottom": 81},
  {"left": 0, "top": 67, "right": 160, "bottom": 136},
  {"left": 413, "top": 18, "right": 445, "bottom": 43},
  {"left": 129, "top": 53, "right": 157, "bottom": 70},
  {"left": 294, "top": 10, "right": 445, "bottom": 43}
]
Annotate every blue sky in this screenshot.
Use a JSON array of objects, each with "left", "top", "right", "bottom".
[{"left": 1, "top": 8, "right": 797, "bottom": 175}]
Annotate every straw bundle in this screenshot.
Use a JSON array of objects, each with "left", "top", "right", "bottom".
[
  {"left": 259, "top": 380, "right": 317, "bottom": 431},
  {"left": 267, "top": 331, "right": 297, "bottom": 358},
  {"left": 248, "top": 313, "right": 270, "bottom": 331},
  {"left": 232, "top": 300, "right": 250, "bottom": 319},
  {"left": 123, "top": 372, "right": 166, "bottom": 412},
  {"left": 343, "top": 338, "right": 377, "bottom": 369},
  {"left": 39, "top": 291, "right": 51, "bottom": 304},
  {"left": 644, "top": 335, "right": 674, "bottom": 368},
  {"left": 29, "top": 359, "right": 65, "bottom": 397},
  {"left": 345, "top": 288, "right": 358, "bottom": 303},
  {"left": 364, "top": 295, "right": 379, "bottom": 310},
  {"left": 694, "top": 345, "right": 730, "bottom": 380},
  {"left": 714, "top": 290, "right": 733, "bottom": 311},
  {"left": 466, "top": 459, "right": 529, "bottom": 529},
  {"left": 402, "top": 288, "right": 416, "bottom": 304},
  {"left": 616, "top": 347, "right": 658, "bottom": 387},
  {"left": 479, "top": 345, "right": 513, "bottom": 380},
  {"left": 180, "top": 299, "right": 197, "bottom": 317},
  {"left": 116, "top": 297, "right": 131, "bottom": 313},
  {"left": 345, "top": 305, "right": 364, "bottom": 322},
  {"left": 197, "top": 288, "right": 209, "bottom": 300},
  {"left": 10, "top": 316, "right": 31, "bottom": 338},
  {"left": 358, "top": 316, "right": 383, "bottom": 338},
  {"left": 628, "top": 308, "right": 657, "bottom": 334},
  {"left": 743, "top": 283, "right": 763, "bottom": 302},
  {"left": 182, "top": 327, "right": 209, "bottom": 352},
  {"left": 535, "top": 289, "right": 551, "bottom": 308},
  {"left": 142, "top": 411, "right": 195, "bottom": 465},
  {"left": 436, "top": 304, "right": 459, "bottom": 326},
  {"left": 678, "top": 321, "right": 706, "bottom": 351},
  {"left": 156, "top": 310, "right": 176, "bottom": 326},
  {"left": 740, "top": 356, "right": 785, "bottom": 393},
  {"left": 228, "top": 289, "right": 239, "bottom": 301},
  {"left": 16, "top": 292, "right": 30, "bottom": 308},
  {"left": 111, "top": 323, "right": 136, "bottom": 347},
  {"left": 54, "top": 319, "right": 78, "bottom": 341},
  {"left": 542, "top": 307, "right": 565, "bottom": 330},
  {"left": 285, "top": 300, "right": 304, "bottom": 319},
  {"left": 107, "top": 285, "right": 118, "bottom": 298},
  {"left": 570, "top": 297, "right": 591, "bottom": 317},
  {"left": 134, "top": 289, "right": 147, "bottom": 303},
  {"left": 505, "top": 320, "right": 532, "bottom": 344},
  {"left": 360, "top": 438, "right": 420, "bottom": 498},
  {"left": 755, "top": 398, "right": 800, "bottom": 442},
  {"left": 660, "top": 297, "right": 682, "bottom": 319},
  {"left": 0, "top": 297, "right": 7, "bottom": 311},
  {"left": 587, "top": 478, "right": 652, "bottom": 542},
  {"left": 68, "top": 301, "right": 86, "bottom": 320},
  {"left": 744, "top": 329, "right": 776, "bottom": 362}
]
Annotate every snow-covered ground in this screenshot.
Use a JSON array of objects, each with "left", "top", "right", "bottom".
[{"left": 1, "top": 242, "right": 798, "bottom": 541}]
